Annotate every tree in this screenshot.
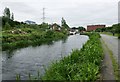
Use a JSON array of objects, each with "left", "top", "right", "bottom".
[
  {"left": 40, "top": 23, "right": 49, "bottom": 30},
  {"left": 95, "top": 28, "right": 102, "bottom": 32},
  {"left": 61, "top": 17, "right": 66, "bottom": 27},
  {"left": 61, "top": 17, "right": 69, "bottom": 29},
  {"left": 112, "top": 23, "right": 120, "bottom": 33},
  {"left": 78, "top": 26, "right": 86, "bottom": 32},
  {"left": 11, "top": 13, "right": 14, "bottom": 20},
  {"left": 3, "top": 7, "right": 11, "bottom": 19}
]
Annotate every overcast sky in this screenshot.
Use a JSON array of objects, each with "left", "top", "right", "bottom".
[{"left": 0, "top": 0, "right": 119, "bottom": 28}]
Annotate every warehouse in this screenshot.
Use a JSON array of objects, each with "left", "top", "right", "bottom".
[{"left": 87, "top": 25, "right": 106, "bottom": 31}]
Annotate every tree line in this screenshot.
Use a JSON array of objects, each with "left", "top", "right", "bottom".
[
  {"left": 1, "top": 7, "right": 26, "bottom": 30},
  {"left": 95, "top": 23, "right": 120, "bottom": 34},
  {"left": 1, "top": 7, "right": 72, "bottom": 31}
]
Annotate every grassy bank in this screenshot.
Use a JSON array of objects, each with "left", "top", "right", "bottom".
[
  {"left": 100, "top": 32, "right": 119, "bottom": 37},
  {"left": 2, "top": 28, "right": 67, "bottom": 51},
  {"left": 100, "top": 32, "right": 120, "bottom": 39},
  {"left": 42, "top": 33, "right": 103, "bottom": 81}
]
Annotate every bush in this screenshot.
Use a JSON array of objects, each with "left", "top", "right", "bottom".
[
  {"left": 4, "top": 22, "right": 11, "bottom": 30},
  {"left": 118, "top": 34, "right": 120, "bottom": 39}
]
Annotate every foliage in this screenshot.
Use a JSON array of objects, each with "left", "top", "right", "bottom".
[
  {"left": 61, "top": 17, "right": 69, "bottom": 29},
  {"left": 95, "top": 23, "right": 120, "bottom": 33},
  {"left": 118, "top": 34, "right": 120, "bottom": 39},
  {"left": 2, "top": 7, "right": 26, "bottom": 30},
  {"left": 2, "top": 16, "right": 22, "bottom": 29},
  {"left": 2, "top": 8, "right": 68, "bottom": 50},
  {"left": 95, "top": 23, "right": 120, "bottom": 39},
  {"left": 4, "top": 22, "right": 11, "bottom": 30},
  {"left": 42, "top": 33, "right": 103, "bottom": 81},
  {"left": 4, "top": 7, "right": 11, "bottom": 19},
  {"left": 2, "top": 28, "right": 67, "bottom": 51},
  {"left": 78, "top": 26, "right": 86, "bottom": 32},
  {"left": 11, "top": 13, "right": 14, "bottom": 21},
  {"left": 112, "top": 23, "right": 120, "bottom": 33},
  {"left": 39, "top": 23, "right": 49, "bottom": 30}
]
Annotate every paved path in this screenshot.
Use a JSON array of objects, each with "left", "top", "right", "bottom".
[
  {"left": 100, "top": 39, "right": 115, "bottom": 80},
  {"left": 100, "top": 34, "right": 119, "bottom": 61},
  {"left": 100, "top": 34, "right": 120, "bottom": 80}
]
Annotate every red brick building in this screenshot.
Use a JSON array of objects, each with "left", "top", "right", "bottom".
[{"left": 87, "top": 25, "right": 106, "bottom": 31}]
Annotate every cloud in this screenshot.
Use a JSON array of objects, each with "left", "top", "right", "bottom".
[{"left": 0, "top": 0, "right": 119, "bottom": 28}]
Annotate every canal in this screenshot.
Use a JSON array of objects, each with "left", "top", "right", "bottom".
[{"left": 2, "top": 34, "right": 89, "bottom": 80}]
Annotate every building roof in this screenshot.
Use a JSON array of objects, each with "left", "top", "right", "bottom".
[{"left": 25, "top": 20, "right": 36, "bottom": 24}]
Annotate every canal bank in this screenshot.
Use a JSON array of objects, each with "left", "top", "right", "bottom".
[
  {"left": 2, "top": 34, "right": 89, "bottom": 80},
  {"left": 42, "top": 33, "right": 103, "bottom": 80},
  {"left": 2, "top": 28, "right": 67, "bottom": 51}
]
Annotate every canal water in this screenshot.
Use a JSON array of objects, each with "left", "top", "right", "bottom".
[{"left": 2, "top": 34, "right": 89, "bottom": 80}]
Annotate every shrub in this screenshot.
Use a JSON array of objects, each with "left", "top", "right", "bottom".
[{"left": 4, "top": 22, "right": 11, "bottom": 30}]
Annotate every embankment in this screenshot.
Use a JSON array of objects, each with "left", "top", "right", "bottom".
[{"left": 42, "top": 33, "right": 103, "bottom": 81}]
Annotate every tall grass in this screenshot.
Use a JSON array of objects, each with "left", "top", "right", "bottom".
[
  {"left": 2, "top": 29, "right": 67, "bottom": 51},
  {"left": 42, "top": 32, "right": 103, "bottom": 81}
]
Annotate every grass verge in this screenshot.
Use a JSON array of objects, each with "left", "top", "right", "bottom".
[
  {"left": 42, "top": 32, "right": 103, "bottom": 81},
  {"left": 100, "top": 32, "right": 119, "bottom": 37}
]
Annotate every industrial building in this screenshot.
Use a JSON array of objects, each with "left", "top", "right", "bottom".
[{"left": 87, "top": 25, "right": 106, "bottom": 31}]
